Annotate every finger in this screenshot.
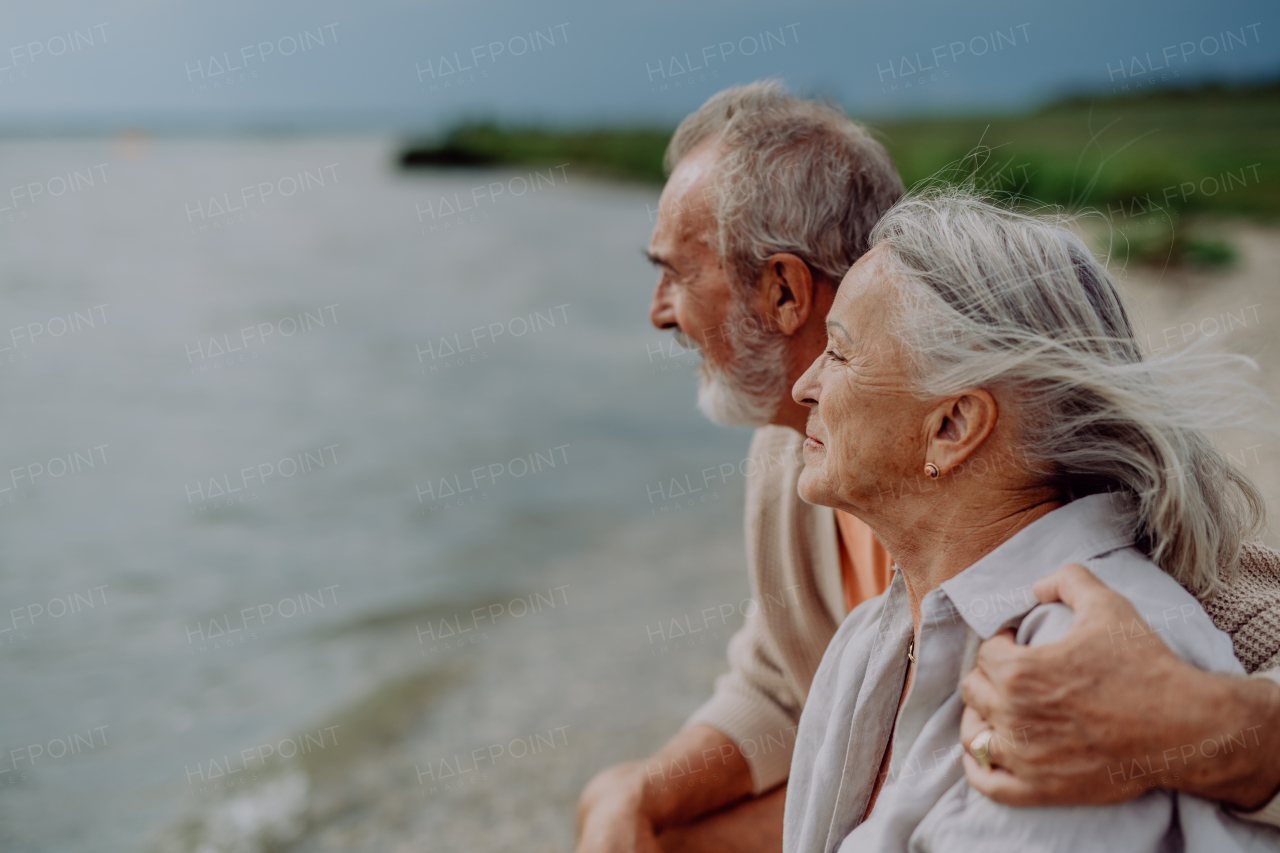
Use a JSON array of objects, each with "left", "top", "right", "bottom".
[
  {"left": 978, "top": 718, "right": 1026, "bottom": 771},
  {"left": 973, "top": 628, "right": 1026, "bottom": 681},
  {"left": 960, "top": 665, "right": 1003, "bottom": 722},
  {"left": 959, "top": 704, "right": 989, "bottom": 748},
  {"left": 1031, "top": 562, "right": 1109, "bottom": 609},
  {"left": 960, "top": 712, "right": 1020, "bottom": 774},
  {"left": 962, "top": 752, "right": 1046, "bottom": 806},
  {"left": 962, "top": 688, "right": 1037, "bottom": 777}
]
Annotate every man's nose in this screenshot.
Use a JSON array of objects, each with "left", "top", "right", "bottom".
[{"left": 649, "top": 280, "right": 677, "bottom": 331}]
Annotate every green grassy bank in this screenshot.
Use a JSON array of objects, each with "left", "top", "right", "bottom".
[{"left": 401, "top": 81, "right": 1280, "bottom": 221}]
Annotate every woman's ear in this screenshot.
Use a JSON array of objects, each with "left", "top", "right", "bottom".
[{"left": 925, "top": 389, "right": 998, "bottom": 474}]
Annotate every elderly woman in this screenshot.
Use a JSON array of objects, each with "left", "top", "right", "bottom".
[{"left": 783, "top": 189, "right": 1279, "bottom": 852}]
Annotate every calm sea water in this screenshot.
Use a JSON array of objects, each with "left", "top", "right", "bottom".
[{"left": 0, "top": 137, "right": 752, "bottom": 851}]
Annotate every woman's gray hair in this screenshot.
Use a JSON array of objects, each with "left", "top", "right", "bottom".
[
  {"left": 665, "top": 80, "right": 904, "bottom": 294},
  {"left": 871, "top": 187, "right": 1266, "bottom": 595}
]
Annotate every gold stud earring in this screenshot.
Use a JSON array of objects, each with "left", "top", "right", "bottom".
[{"left": 924, "top": 462, "right": 939, "bottom": 479}]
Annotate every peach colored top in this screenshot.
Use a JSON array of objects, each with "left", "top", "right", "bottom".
[{"left": 834, "top": 509, "right": 894, "bottom": 614}]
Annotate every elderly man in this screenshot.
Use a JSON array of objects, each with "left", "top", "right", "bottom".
[{"left": 575, "top": 81, "right": 1280, "bottom": 852}]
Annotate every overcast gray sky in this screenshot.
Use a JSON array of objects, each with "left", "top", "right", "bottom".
[{"left": 0, "top": 0, "right": 1275, "bottom": 130}]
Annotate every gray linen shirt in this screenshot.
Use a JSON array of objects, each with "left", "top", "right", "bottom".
[{"left": 783, "top": 493, "right": 1280, "bottom": 853}]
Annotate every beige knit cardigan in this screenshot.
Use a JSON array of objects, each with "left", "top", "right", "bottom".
[{"left": 685, "top": 426, "right": 1280, "bottom": 810}]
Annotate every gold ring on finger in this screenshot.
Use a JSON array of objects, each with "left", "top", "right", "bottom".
[{"left": 970, "top": 729, "right": 994, "bottom": 771}]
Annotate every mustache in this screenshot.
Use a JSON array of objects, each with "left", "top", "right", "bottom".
[{"left": 672, "top": 329, "right": 700, "bottom": 354}]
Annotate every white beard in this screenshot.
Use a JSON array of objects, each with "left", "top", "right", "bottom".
[
  {"left": 675, "top": 304, "right": 790, "bottom": 428},
  {"left": 696, "top": 367, "right": 779, "bottom": 426}
]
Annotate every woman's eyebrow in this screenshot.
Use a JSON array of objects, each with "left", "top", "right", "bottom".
[{"left": 826, "top": 319, "right": 854, "bottom": 347}]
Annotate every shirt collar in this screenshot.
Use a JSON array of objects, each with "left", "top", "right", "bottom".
[{"left": 935, "top": 492, "right": 1135, "bottom": 638}]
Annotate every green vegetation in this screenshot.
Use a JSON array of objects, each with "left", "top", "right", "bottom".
[
  {"left": 399, "top": 80, "right": 1280, "bottom": 223},
  {"left": 400, "top": 125, "right": 672, "bottom": 183},
  {"left": 1107, "top": 216, "right": 1240, "bottom": 269},
  {"left": 877, "top": 81, "right": 1280, "bottom": 220}
]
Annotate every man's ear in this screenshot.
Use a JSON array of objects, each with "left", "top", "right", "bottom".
[
  {"left": 751, "top": 253, "right": 815, "bottom": 336},
  {"left": 925, "top": 390, "right": 999, "bottom": 474}
]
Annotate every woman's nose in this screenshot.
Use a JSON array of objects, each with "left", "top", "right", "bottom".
[{"left": 793, "top": 361, "right": 821, "bottom": 407}]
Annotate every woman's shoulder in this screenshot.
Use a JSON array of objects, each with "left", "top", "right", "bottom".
[{"left": 1021, "top": 546, "right": 1242, "bottom": 674}]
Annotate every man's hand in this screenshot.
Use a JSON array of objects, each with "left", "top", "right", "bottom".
[
  {"left": 577, "top": 761, "right": 663, "bottom": 853},
  {"left": 576, "top": 725, "right": 757, "bottom": 853},
  {"left": 960, "top": 562, "right": 1280, "bottom": 810}
]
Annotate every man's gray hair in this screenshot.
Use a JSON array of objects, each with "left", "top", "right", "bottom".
[
  {"left": 665, "top": 80, "right": 904, "bottom": 293},
  {"left": 872, "top": 187, "right": 1266, "bottom": 595}
]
